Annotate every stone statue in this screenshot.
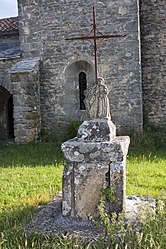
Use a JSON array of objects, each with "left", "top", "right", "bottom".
[{"left": 84, "top": 77, "right": 110, "bottom": 119}]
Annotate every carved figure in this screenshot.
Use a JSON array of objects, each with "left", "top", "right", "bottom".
[{"left": 84, "top": 77, "right": 110, "bottom": 119}]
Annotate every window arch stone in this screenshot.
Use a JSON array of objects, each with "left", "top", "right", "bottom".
[{"left": 64, "top": 60, "right": 94, "bottom": 120}]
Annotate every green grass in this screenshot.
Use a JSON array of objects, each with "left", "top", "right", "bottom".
[
  {"left": 0, "top": 142, "right": 63, "bottom": 167},
  {"left": 0, "top": 142, "right": 64, "bottom": 210},
  {"left": 127, "top": 148, "right": 166, "bottom": 199},
  {"left": 0, "top": 142, "right": 64, "bottom": 248},
  {"left": 0, "top": 140, "right": 166, "bottom": 248},
  {"left": 0, "top": 165, "right": 63, "bottom": 209}
]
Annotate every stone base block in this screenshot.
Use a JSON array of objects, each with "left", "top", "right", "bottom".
[
  {"left": 26, "top": 193, "right": 156, "bottom": 239},
  {"left": 61, "top": 136, "right": 130, "bottom": 218},
  {"left": 77, "top": 119, "right": 116, "bottom": 142}
]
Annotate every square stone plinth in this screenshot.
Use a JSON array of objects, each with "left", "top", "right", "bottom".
[{"left": 61, "top": 136, "right": 130, "bottom": 218}]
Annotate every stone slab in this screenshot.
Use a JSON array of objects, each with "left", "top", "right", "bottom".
[
  {"left": 62, "top": 136, "right": 130, "bottom": 163},
  {"left": 26, "top": 193, "right": 156, "bottom": 240},
  {"left": 10, "top": 57, "right": 40, "bottom": 73},
  {"left": 125, "top": 195, "right": 156, "bottom": 224}
]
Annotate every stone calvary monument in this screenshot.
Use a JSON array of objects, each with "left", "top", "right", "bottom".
[
  {"left": 61, "top": 8, "right": 130, "bottom": 219},
  {"left": 25, "top": 6, "right": 156, "bottom": 235},
  {"left": 61, "top": 77, "right": 130, "bottom": 218},
  {"left": 26, "top": 79, "right": 155, "bottom": 236}
]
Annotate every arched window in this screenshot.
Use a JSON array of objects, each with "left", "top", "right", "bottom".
[{"left": 79, "top": 72, "right": 87, "bottom": 110}]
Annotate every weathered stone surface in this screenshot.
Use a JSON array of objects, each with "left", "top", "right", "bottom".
[
  {"left": 10, "top": 57, "right": 40, "bottom": 73},
  {"left": 77, "top": 119, "right": 116, "bottom": 142},
  {"left": 77, "top": 83, "right": 116, "bottom": 143},
  {"left": 62, "top": 137, "right": 129, "bottom": 163},
  {"left": 17, "top": 0, "right": 142, "bottom": 135},
  {"left": 140, "top": 0, "right": 166, "bottom": 127},
  {"left": 84, "top": 77, "right": 111, "bottom": 120},
  {"left": 61, "top": 135, "right": 130, "bottom": 218},
  {"left": 125, "top": 195, "right": 156, "bottom": 224},
  {"left": 26, "top": 193, "right": 156, "bottom": 239},
  {"left": 27, "top": 192, "right": 103, "bottom": 240},
  {"left": 0, "top": 32, "right": 20, "bottom": 139},
  {"left": 0, "top": 32, "right": 20, "bottom": 60},
  {"left": 10, "top": 58, "right": 41, "bottom": 143}
]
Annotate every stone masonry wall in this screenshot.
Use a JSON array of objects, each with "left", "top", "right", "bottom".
[
  {"left": 0, "top": 58, "right": 19, "bottom": 94},
  {"left": 0, "top": 34, "right": 20, "bottom": 54},
  {"left": 10, "top": 58, "right": 41, "bottom": 143},
  {"left": 18, "top": 0, "right": 142, "bottom": 135},
  {"left": 0, "top": 57, "right": 20, "bottom": 139},
  {"left": 0, "top": 32, "right": 20, "bottom": 92},
  {"left": 140, "top": 0, "right": 166, "bottom": 127}
]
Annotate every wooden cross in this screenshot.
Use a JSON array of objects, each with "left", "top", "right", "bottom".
[{"left": 65, "top": 6, "right": 126, "bottom": 81}]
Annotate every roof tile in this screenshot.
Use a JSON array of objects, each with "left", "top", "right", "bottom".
[{"left": 0, "top": 17, "right": 18, "bottom": 35}]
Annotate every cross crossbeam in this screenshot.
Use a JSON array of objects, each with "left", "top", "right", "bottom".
[{"left": 66, "top": 6, "right": 126, "bottom": 81}]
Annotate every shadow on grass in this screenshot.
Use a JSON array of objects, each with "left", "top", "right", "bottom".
[
  {"left": 128, "top": 147, "right": 166, "bottom": 162},
  {"left": 0, "top": 205, "right": 87, "bottom": 249},
  {"left": 129, "top": 128, "right": 166, "bottom": 160},
  {"left": 1, "top": 203, "right": 166, "bottom": 249},
  {"left": 0, "top": 205, "right": 34, "bottom": 248},
  {"left": 0, "top": 204, "right": 58, "bottom": 249},
  {"left": 0, "top": 142, "right": 64, "bottom": 168}
]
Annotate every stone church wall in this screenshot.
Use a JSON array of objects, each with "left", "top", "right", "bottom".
[
  {"left": 18, "top": 0, "right": 142, "bottom": 136},
  {"left": 0, "top": 32, "right": 20, "bottom": 93},
  {"left": 10, "top": 58, "right": 41, "bottom": 143},
  {"left": 0, "top": 31, "right": 20, "bottom": 139},
  {"left": 0, "top": 58, "right": 18, "bottom": 94},
  {"left": 140, "top": 0, "right": 166, "bottom": 127},
  {"left": 0, "top": 27, "right": 21, "bottom": 140},
  {"left": 0, "top": 58, "right": 20, "bottom": 140}
]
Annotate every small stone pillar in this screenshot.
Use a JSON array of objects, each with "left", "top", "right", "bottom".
[
  {"left": 10, "top": 58, "right": 41, "bottom": 143},
  {"left": 61, "top": 78, "right": 130, "bottom": 218}
]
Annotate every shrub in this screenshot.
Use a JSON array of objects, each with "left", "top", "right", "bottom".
[{"left": 68, "top": 120, "right": 82, "bottom": 138}]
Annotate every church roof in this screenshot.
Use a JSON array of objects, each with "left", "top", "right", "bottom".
[{"left": 0, "top": 17, "right": 18, "bottom": 36}]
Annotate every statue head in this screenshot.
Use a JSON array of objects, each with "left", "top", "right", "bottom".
[{"left": 97, "top": 77, "right": 105, "bottom": 85}]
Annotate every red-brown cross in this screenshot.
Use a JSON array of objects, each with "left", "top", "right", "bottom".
[{"left": 65, "top": 6, "right": 126, "bottom": 81}]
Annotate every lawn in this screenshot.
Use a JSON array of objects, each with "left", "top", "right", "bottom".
[
  {"left": 127, "top": 148, "right": 166, "bottom": 199},
  {"left": 0, "top": 140, "right": 166, "bottom": 248}
]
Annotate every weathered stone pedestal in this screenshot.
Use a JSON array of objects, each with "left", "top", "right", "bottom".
[
  {"left": 26, "top": 78, "right": 155, "bottom": 237},
  {"left": 61, "top": 119, "right": 130, "bottom": 218}
]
